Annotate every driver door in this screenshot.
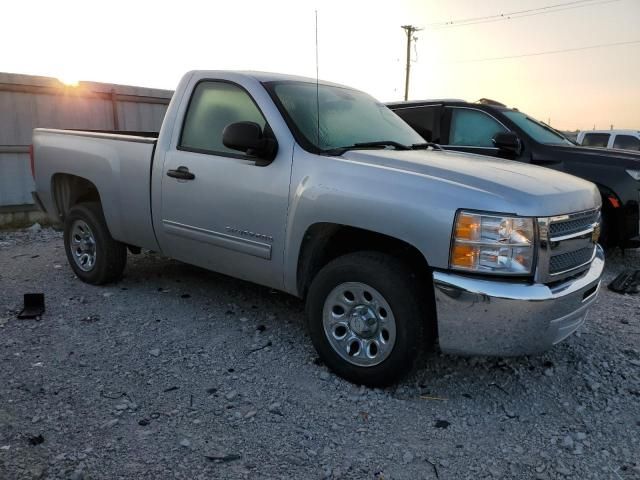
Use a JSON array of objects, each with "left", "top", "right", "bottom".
[{"left": 157, "top": 80, "right": 292, "bottom": 289}]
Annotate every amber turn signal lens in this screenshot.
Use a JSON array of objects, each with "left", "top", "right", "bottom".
[
  {"left": 455, "top": 213, "right": 480, "bottom": 241},
  {"left": 451, "top": 244, "right": 477, "bottom": 269}
]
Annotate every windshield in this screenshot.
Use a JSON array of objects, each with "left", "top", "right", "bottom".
[
  {"left": 266, "top": 81, "right": 425, "bottom": 152},
  {"left": 502, "top": 110, "right": 573, "bottom": 146}
]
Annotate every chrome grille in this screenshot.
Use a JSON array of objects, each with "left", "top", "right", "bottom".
[
  {"left": 536, "top": 208, "right": 600, "bottom": 283},
  {"left": 549, "top": 247, "right": 594, "bottom": 274},
  {"left": 549, "top": 210, "right": 600, "bottom": 238},
  {"left": 548, "top": 209, "right": 600, "bottom": 239}
]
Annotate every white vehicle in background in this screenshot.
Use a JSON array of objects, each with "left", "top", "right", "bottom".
[{"left": 577, "top": 130, "right": 640, "bottom": 151}]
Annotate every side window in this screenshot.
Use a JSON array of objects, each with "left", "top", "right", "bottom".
[
  {"left": 394, "top": 106, "right": 441, "bottom": 142},
  {"left": 448, "top": 108, "right": 507, "bottom": 147},
  {"left": 581, "top": 133, "right": 610, "bottom": 148},
  {"left": 612, "top": 134, "right": 640, "bottom": 151},
  {"left": 180, "top": 81, "right": 266, "bottom": 155}
]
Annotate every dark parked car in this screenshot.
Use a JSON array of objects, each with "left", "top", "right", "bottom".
[{"left": 387, "top": 99, "right": 640, "bottom": 248}]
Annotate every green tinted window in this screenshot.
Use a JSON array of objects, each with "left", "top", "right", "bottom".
[
  {"left": 449, "top": 108, "right": 507, "bottom": 147},
  {"left": 181, "top": 81, "right": 266, "bottom": 155}
]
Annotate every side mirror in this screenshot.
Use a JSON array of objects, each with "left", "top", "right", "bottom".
[
  {"left": 222, "top": 122, "right": 278, "bottom": 164},
  {"left": 492, "top": 132, "right": 522, "bottom": 155}
]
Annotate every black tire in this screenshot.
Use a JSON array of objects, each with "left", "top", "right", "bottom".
[
  {"left": 63, "top": 202, "right": 127, "bottom": 285},
  {"left": 305, "top": 251, "right": 430, "bottom": 387}
]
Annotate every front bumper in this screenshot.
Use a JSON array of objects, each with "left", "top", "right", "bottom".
[{"left": 433, "top": 245, "right": 605, "bottom": 356}]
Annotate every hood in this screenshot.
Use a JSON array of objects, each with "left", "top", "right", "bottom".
[
  {"left": 546, "top": 144, "right": 640, "bottom": 168},
  {"left": 340, "top": 148, "right": 601, "bottom": 217}
]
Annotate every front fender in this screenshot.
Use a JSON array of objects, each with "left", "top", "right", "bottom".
[{"left": 282, "top": 155, "right": 457, "bottom": 294}]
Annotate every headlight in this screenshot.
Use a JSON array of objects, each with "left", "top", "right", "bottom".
[
  {"left": 450, "top": 211, "right": 535, "bottom": 275},
  {"left": 626, "top": 169, "right": 640, "bottom": 181}
]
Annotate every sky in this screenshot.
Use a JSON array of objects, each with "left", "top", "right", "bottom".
[{"left": 2, "top": 0, "right": 639, "bottom": 131}]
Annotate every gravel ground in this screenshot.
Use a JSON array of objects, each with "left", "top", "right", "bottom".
[{"left": 1, "top": 227, "right": 639, "bottom": 480}]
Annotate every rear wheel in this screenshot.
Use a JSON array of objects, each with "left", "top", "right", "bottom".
[
  {"left": 64, "top": 202, "right": 127, "bottom": 284},
  {"left": 306, "top": 251, "right": 429, "bottom": 387}
]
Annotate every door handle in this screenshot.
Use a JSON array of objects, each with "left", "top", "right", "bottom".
[{"left": 166, "top": 166, "right": 195, "bottom": 180}]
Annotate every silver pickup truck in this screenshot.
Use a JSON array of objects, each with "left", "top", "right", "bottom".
[{"left": 32, "top": 70, "right": 604, "bottom": 386}]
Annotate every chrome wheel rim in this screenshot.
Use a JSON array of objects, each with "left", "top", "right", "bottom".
[
  {"left": 322, "top": 282, "right": 396, "bottom": 367},
  {"left": 70, "top": 220, "right": 97, "bottom": 272}
]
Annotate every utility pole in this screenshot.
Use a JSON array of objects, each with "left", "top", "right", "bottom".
[{"left": 401, "top": 25, "right": 421, "bottom": 101}]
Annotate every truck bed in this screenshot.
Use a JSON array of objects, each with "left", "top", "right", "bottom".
[{"left": 32, "top": 128, "right": 160, "bottom": 251}]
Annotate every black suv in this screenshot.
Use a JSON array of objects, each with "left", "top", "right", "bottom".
[{"left": 387, "top": 99, "right": 640, "bottom": 248}]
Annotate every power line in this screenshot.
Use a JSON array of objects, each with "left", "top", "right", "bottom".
[
  {"left": 428, "top": 0, "right": 622, "bottom": 29},
  {"left": 435, "top": 0, "right": 622, "bottom": 29},
  {"left": 427, "top": 0, "right": 593, "bottom": 26},
  {"left": 446, "top": 39, "right": 640, "bottom": 64}
]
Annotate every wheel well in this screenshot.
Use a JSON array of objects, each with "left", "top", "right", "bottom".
[
  {"left": 595, "top": 183, "right": 622, "bottom": 247},
  {"left": 296, "top": 223, "right": 431, "bottom": 299},
  {"left": 51, "top": 174, "right": 101, "bottom": 220}
]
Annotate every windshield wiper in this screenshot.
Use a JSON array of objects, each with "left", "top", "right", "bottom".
[
  {"left": 353, "top": 141, "right": 411, "bottom": 150},
  {"left": 324, "top": 140, "right": 411, "bottom": 155},
  {"left": 411, "top": 142, "right": 443, "bottom": 151}
]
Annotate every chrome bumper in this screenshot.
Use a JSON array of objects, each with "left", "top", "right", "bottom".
[{"left": 433, "top": 245, "right": 605, "bottom": 356}]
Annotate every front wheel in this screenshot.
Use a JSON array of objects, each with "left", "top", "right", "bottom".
[
  {"left": 305, "top": 251, "right": 429, "bottom": 387},
  {"left": 63, "top": 202, "right": 127, "bottom": 285}
]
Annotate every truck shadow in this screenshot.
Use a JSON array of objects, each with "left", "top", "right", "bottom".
[
  {"left": 117, "top": 250, "right": 620, "bottom": 402},
  {"left": 123, "top": 250, "right": 306, "bottom": 316}
]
